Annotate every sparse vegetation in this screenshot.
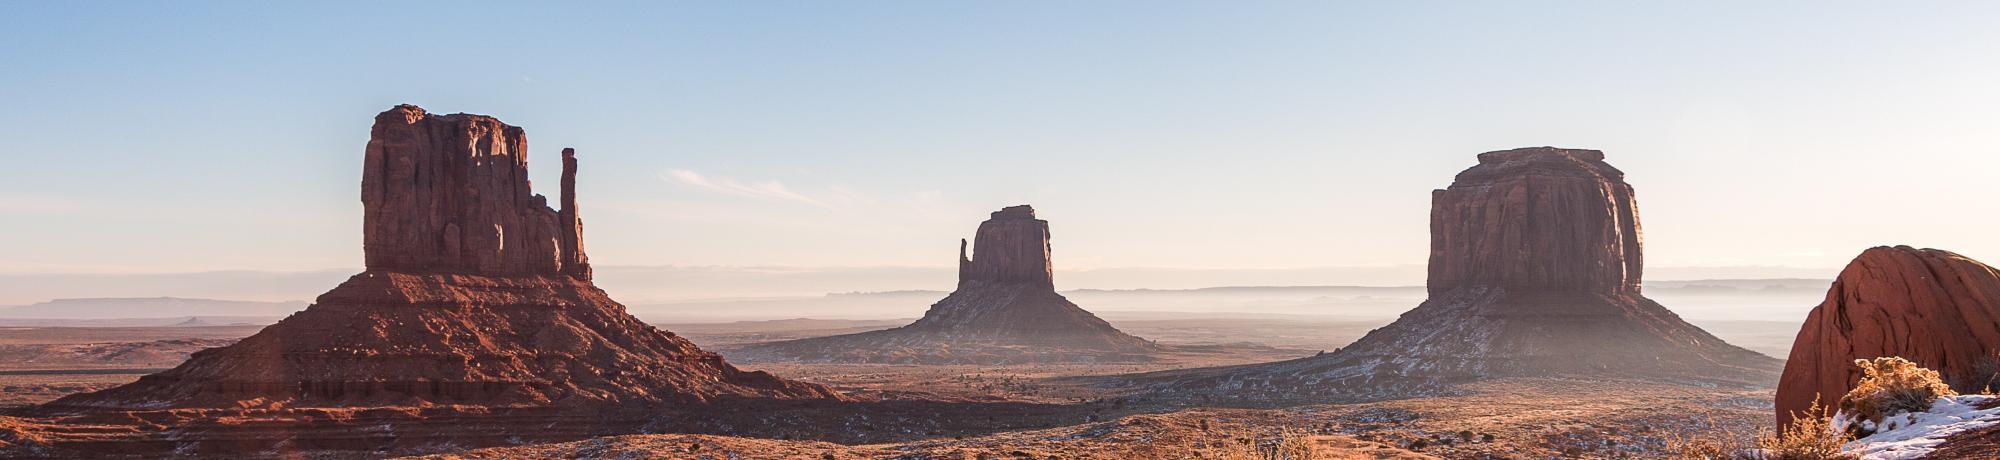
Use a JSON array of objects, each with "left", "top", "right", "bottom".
[
  {"left": 1666, "top": 401, "right": 1853, "bottom": 460},
  {"left": 1838, "top": 356, "right": 1955, "bottom": 436},
  {"left": 1664, "top": 427, "right": 1744, "bottom": 460},
  {"left": 1670, "top": 357, "right": 1985, "bottom": 460},
  {"left": 1670, "top": 357, "right": 1965, "bottom": 459},
  {"left": 1190, "top": 429, "right": 1317, "bottom": 460},
  {"left": 1757, "top": 401, "right": 1855, "bottom": 460}
]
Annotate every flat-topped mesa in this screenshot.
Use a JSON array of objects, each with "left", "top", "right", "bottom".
[
  {"left": 959, "top": 204, "right": 1054, "bottom": 288},
  {"left": 1428, "top": 147, "right": 1641, "bottom": 295},
  {"left": 1118, "top": 147, "right": 1775, "bottom": 397},
  {"left": 361, "top": 104, "right": 591, "bottom": 279}
]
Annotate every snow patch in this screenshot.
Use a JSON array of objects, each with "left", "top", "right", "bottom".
[{"left": 1839, "top": 395, "right": 2000, "bottom": 459}]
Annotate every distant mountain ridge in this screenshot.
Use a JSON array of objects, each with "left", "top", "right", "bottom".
[
  {"left": 0, "top": 278, "right": 1831, "bottom": 323},
  {"left": 0, "top": 265, "right": 1842, "bottom": 305}
]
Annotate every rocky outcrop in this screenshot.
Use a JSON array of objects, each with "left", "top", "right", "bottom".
[
  {"left": 1121, "top": 148, "right": 1777, "bottom": 400},
  {"left": 48, "top": 105, "right": 825, "bottom": 409},
  {"left": 19, "top": 105, "right": 835, "bottom": 456},
  {"left": 361, "top": 105, "right": 590, "bottom": 278},
  {"left": 1775, "top": 246, "right": 2000, "bottom": 427},
  {"left": 730, "top": 205, "right": 1158, "bottom": 364}
]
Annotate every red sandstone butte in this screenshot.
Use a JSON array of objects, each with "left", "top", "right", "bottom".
[
  {"left": 48, "top": 104, "right": 830, "bottom": 409},
  {"left": 1775, "top": 246, "right": 2000, "bottom": 427},
  {"left": 1428, "top": 148, "right": 1642, "bottom": 295},
  {"left": 732, "top": 205, "right": 1159, "bottom": 364},
  {"left": 360, "top": 105, "right": 591, "bottom": 278},
  {"left": 957, "top": 205, "right": 1055, "bottom": 287},
  {"left": 18, "top": 105, "right": 836, "bottom": 456},
  {"left": 1125, "top": 147, "right": 1777, "bottom": 398}
]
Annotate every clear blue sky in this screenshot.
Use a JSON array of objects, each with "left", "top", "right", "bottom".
[{"left": 4, "top": 2, "right": 1998, "bottom": 274}]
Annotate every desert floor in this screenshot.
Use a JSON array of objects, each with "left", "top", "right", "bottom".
[{"left": 0, "top": 320, "right": 1775, "bottom": 458}]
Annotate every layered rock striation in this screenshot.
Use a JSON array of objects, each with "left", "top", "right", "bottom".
[
  {"left": 1428, "top": 148, "right": 1642, "bottom": 295},
  {"left": 1775, "top": 246, "right": 2000, "bottom": 427},
  {"left": 731, "top": 205, "right": 1158, "bottom": 364},
  {"left": 21, "top": 105, "right": 835, "bottom": 455},
  {"left": 1124, "top": 147, "right": 1777, "bottom": 399}
]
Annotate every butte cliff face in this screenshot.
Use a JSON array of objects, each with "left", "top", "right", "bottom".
[
  {"left": 27, "top": 105, "right": 835, "bottom": 455},
  {"left": 1775, "top": 246, "right": 2000, "bottom": 427},
  {"left": 731, "top": 205, "right": 1158, "bottom": 364},
  {"left": 1428, "top": 148, "right": 1642, "bottom": 295},
  {"left": 361, "top": 105, "right": 591, "bottom": 278},
  {"left": 1126, "top": 147, "right": 1777, "bottom": 399},
  {"left": 955, "top": 205, "right": 1054, "bottom": 288}
]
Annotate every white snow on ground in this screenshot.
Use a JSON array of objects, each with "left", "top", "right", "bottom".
[{"left": 1837, "top": 395, "right": 2000, "bottom": 459}]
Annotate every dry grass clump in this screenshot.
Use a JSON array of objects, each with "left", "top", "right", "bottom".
[
  {"left": 1663, "top": 420, "right": 1750, "bottom": 459},
  {"left": 1663, "top": 401, "right": 1853, "bottom": 460},
  {"left": 1838, "top": 357, "right": 1955, "bottom": 436},
  {"left": 1189, "top": 428, "right": 1317, "bottom": 460},
  {"left": 1756, "top": 401, "right": 1854, "bottom": 460}
]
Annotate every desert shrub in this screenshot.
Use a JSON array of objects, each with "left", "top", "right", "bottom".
[
  {"left": 1192, "top": 429, "right": 1317, "bottom": 460},
  {"left": 1757, "top": 401, "right": 1855, "bottom": 460},
  {"left": 1663, "top": 414, "right": 1753, "bottom": 460},
  {"left": 1663, "top": 402, "right": 1853, "bottom": 460},
  {"left": 1664, "top": 429, "right": 1744, "bottom": 460},
  {"left": 1254, "top": 430, "right": 1316, "bottom": 460},
  {"left": 1838, "top": 357, "right": 1955, "bottom": 436}
]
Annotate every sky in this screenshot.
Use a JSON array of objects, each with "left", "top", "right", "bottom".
[{"left": 3, "top": 2, "right": 1999, "bottom": 276}]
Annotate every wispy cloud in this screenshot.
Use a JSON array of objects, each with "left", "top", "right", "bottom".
[{"left": 660, "top": 169, "right": 836, "bottom": 209}]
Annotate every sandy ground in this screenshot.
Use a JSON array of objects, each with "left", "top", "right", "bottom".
[{"left": 407, "top": 378, "right": 1771, "bottom": 459}]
